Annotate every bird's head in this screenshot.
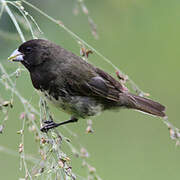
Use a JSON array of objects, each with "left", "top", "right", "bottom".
[{"left": 8, "top": 39, "right": 55, "bottom": 71}]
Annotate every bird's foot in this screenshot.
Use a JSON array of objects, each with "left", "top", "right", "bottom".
[
  {"left": 40, "top": 121, "right": 58, "bottom": 133},
  {"left": 40, "top": 117, "right": 78, "bottom": 133}
]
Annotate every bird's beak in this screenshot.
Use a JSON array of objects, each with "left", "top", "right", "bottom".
[{"left": 8, "top": 49, "right": 24, "bottom": 62}]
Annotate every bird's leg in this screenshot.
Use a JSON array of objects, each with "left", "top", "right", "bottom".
[{"left": 40, "top": 117, "right": 78, "bottom": 133}]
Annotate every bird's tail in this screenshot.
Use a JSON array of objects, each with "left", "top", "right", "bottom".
[{"left": 120, "top": 93, "right": 166, "bottom": 117}]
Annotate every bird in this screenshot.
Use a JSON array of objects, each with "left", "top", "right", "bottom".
[{"left": 8, "top": 39, "right": 166, "bottom": 132}]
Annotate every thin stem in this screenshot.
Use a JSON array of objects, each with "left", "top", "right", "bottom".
[
  {"left": 0, "top": 1, "right": 5, "bottom": 19},
  {"left": 1, "top": 0, "right": 25, "bottom": 42},
  {"left": 21, "top": 116, "right": 33, "bottom": 180},
  {"left": 7, "top": 1, "right": 36, "bottom": 38},
  {"left": 0, "top": 64, "right": 41, "bottom": 137}
]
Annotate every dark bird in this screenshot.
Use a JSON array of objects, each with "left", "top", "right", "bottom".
[{"left": 8, "top": 39, "right": 166, "bottom": 132}]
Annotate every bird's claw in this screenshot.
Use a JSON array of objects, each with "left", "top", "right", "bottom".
[
  {"left": 44, "top": 120, "right": 54, "bottom": 124},
  {"left": 40, "top": 121, "right": 57, "bottom": 133}
]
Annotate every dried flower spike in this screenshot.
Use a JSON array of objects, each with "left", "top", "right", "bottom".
[
  {"left": 86, "top": 125, "right": 94, "bottom": 133},
  {"left": 0, "top": 124, "right": 4, "bottom": 133},
  {"left": 86, "top": 119, "right": 94, "bottom": 133},
  {"left": 19, "top": 112, "right": 26, "bottom": 120},
  {"left": 58, "top": 159, "right": 64, "bottom": 168},
  {"left": 19, "top": 143, "right": 23, "bottom": 153},
  {"left": 115, "top": 71, "right": 128, "bottom": 82},
  {"left": 17, "top": 129, "right": 24, "bottom": 135},
  {"left": 80, "top": 147, "right": 89, "bottom": 158},
  {"left": 41, "top": 137, "right": 46, "bottom": 144},
  {"left": 80, "top": 47, "right": 93, "bottom": 58}
]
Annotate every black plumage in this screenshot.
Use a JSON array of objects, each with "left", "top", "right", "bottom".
[{"left": 9, "top": 39, "right": 166, "bottom": 132}]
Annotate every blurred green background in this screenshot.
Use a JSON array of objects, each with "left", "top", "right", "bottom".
[{"left": 0, "top": 0, "right": 180, "bottom": 179}]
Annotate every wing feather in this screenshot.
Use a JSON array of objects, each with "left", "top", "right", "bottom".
[{"left": 64, "top": 67, "right": 126, "bottom": 102}]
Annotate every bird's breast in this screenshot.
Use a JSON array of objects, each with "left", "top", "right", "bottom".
[{"left": 38, "top": 89, "right": 104, "bottom": 119}]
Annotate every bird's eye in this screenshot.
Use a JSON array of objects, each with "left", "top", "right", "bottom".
[{"left": 25, "top": 47, "right": 32, "bottom": 53}]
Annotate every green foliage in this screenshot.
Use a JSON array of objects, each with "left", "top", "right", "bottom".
[{"left": 0, "top": 0, "right": 180, "bottom": 180}]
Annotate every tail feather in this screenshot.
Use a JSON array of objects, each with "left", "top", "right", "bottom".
[{"left": 125, "top": 93, "right": 166, "bottom": 117}]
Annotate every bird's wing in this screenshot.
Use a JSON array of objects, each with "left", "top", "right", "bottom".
[{"left": 65, "top": 67, "right": 127, "bottom": 102}]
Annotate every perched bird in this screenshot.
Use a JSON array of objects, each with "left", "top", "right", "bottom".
[{"left": 9, "top": 39, "right": 166, "bottom": 132}]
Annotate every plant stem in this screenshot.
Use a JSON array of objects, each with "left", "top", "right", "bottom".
[{"left": 1, "top": 0, "right": 25, "bottom": 42}]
